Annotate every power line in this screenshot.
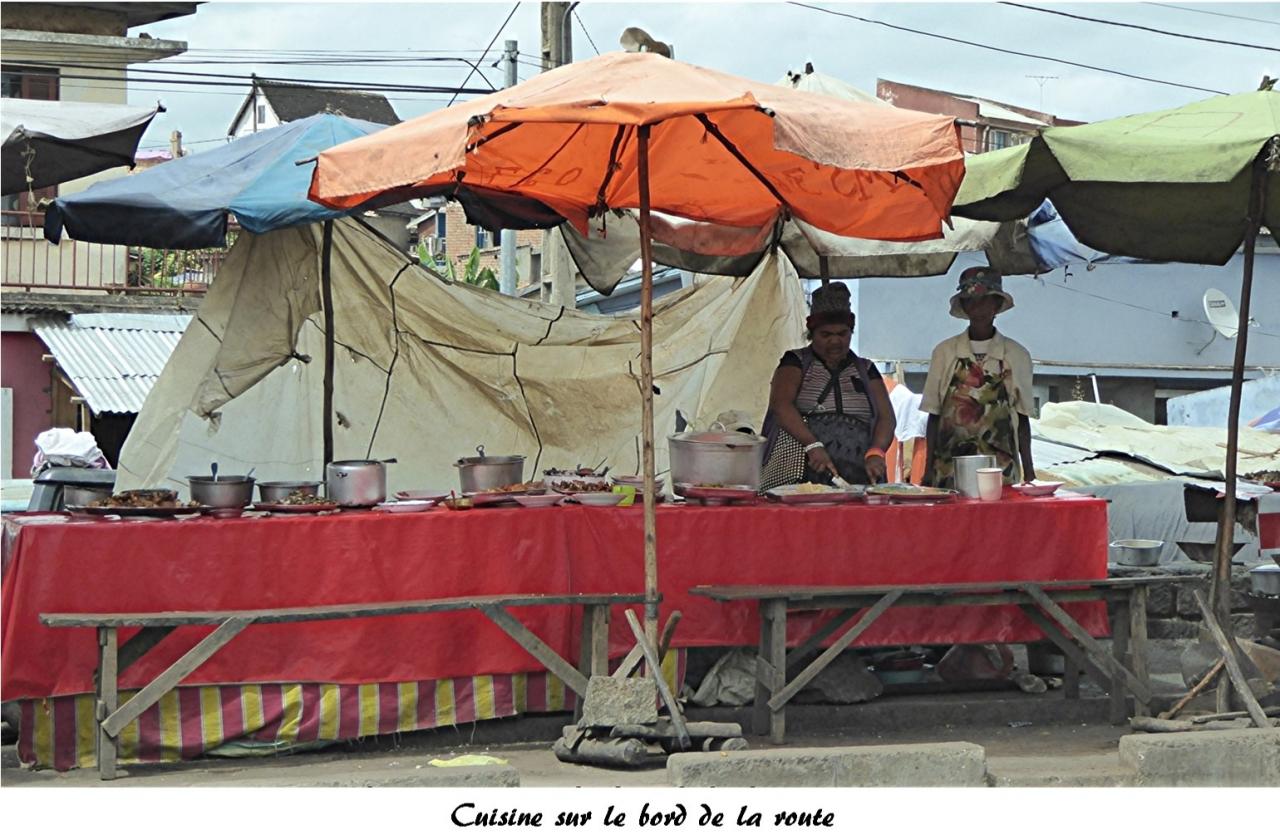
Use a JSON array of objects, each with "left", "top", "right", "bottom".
[
  {"left": 1042, "top": 279, "right": 1280, "bottom": 341},
  {"left": 447, "top": 1, "right": 521, "bottom": 107},
  {"left": 574, "top": 8, "right": 601, "bottom": 56},
  {"left": 1144, "top": 3, "right": 1280, "bottom": 27},
  {"left": 999, "top": 2, "right": 1278, "bottom": 52},
  {"left": 786, "top": 2, "right": 1229, "bottom": 96}
]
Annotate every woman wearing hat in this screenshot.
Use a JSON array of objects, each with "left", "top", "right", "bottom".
[
  {"left": 760, "top": 283, "right": 896, "bottom": 489},
  {"left": 921, "top": 267, "right": 1036, "bottom": 489}
]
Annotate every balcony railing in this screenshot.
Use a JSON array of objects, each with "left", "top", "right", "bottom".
[{"left": 0, "top": 210, "right": 234, "bottom": 295}]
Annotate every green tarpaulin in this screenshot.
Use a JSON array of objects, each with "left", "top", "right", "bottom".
[{"left": 953, "top": 90, "right": 1280, "bottom": 264}]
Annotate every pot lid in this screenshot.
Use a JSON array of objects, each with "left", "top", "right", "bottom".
[
  {"left": 670, "top": 430, "right": 765, "bottom": 444},
  {"left": 455, "top": 455, "right": 525, "bottom": 465},
  {"left": 1251, "top": 564, "right": 1280, "bottom": 573}
]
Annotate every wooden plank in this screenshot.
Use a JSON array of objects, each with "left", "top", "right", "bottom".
[
  {"left": 611, "top": 644, "right": 645, "bottom": 680},
  {"left": 785, "top": 608, "right": 860, "bottom": 672},
  {"left": 768, "top": 590, "right": 903, "bottom": 713},
  {"left": 1018, "top": 605, "right": 1112, "bottom": 690},
  {"left": 657, "top": 610, "right": 682, "bottom": 665},
  {"left": 1191, "top": 589, "right": 1271, "bottom": 729},
  {"left": 96, "top": 627, "right": 118, "bottom": 781},
  {"left": 1110, "top": 597, "right": 1132, "bottom": 725},
  {"left": 1022, "top": 584, "right": 1152, "bottom": 705},
  {"left": 1159, "top": 659, "right": 1224, "bottom": 720},
  {"left": 103, "top": 617, "right": 250, "bottom": 737},
  {"left": 1129, "top": 587, "right": 1151, "bottom": 718},
  {"left": 479, "top": 605, "right": 588, "bottom": 698},
  {"left": 623, "top": 609, "right": 690, "bottom": 750},
  {"left": 1064, "top": 654, "right": 1081, "bottom": 700},
  {"left": 117, "top": 626, "right": 174, "bottom": 673},
  {"left": 789, "top": 588, "right": 1133, "bottom": 610},
  {"left": 690, "top": 576, "right": 1201, "bottom": 603},
  {"left": 585, "top": 605, "right": 610, "bottom": 678},
  {"left": 42, "top": 592, "right": 649, "bottom": 628}
]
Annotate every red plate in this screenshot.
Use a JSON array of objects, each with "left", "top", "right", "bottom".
[
  {"left": 66, "top": 504, "right": 210, "bottom": 518},
  {"left": 251, "top": 502, "right": 340, "bottom": 513}
]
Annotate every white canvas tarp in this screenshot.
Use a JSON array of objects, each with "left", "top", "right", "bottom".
[{"left": 117, "top": 217, "right": 808, "bottom": 493}]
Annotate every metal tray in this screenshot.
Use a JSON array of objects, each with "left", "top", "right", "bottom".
[
  {"left": 676, "top": 483, "right": 758, "bottom": 502},
  {"left": 250, "top": 502, "right": 340, "bottom": 513},
  {"left": 66, "top": 504, "right": 210, "bottom": 518},
  {"left": 765, "top": 486, "right": 864, "bottom": 504}
]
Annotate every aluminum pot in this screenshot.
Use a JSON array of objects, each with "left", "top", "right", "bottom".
[
  {"left": 1250, "top": 564, "right": 1280, "bottom": 597},
  {"left": 954, "top": 454, "right": 997, "bottom": 499},
  {"left": 1110, "top": 539, "right": 1163, "bottom": 567},
  {"left": 454, "top": 445, "right": 525, "bottom": 493},
  {"left": 257, "top": 481, "right": 322, "bottom": 503},
  {"left": 188, "top": 475, "right": 256, "bottom": 508},
  {"left": 326, "top": 460, "right": 394, "bottom": 507},
  {"left": 668, "top": 424, "right": 767, "bottom": 493}
]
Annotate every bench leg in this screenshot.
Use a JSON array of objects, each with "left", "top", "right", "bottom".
[
  {"left": 1129, "top": 587, "right": 1151, "bottom": 718},
  {"left": 753, "top": 601, "right": 786, "bottom": 739},
  {"left": 1110, "top": 598, "right": 1132, "bottom": 725},
  {"left": 576, "top": 605, "right": 610, "bottom": 721},
  {"left": 1064, "top": 654, "right": 1080, "bottom": 700},
  {"left": 96, "top": 627, "right": 119, "bottom": 781},
  {"left": 764, "top": 600, "right": 787, "bottom": 744}
]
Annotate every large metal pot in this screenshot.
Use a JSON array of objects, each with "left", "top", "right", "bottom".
[
  {"left": 326, "top": 460, "right": 393, "bottom": 507},
  {"left": 1110, "top": 539, "right": 1163, "bottom": 567},
  {"left": 954, "top": 454, "right": 997, "bottom": 499},
  {"left": 454, "top": 445, "right": 525, "bottom": 493},
  {"left": 188, "top": 475, "right": 256, "bottom": 508},
  {"left": 258, "top": 481, "right": 322, "bottom": 503},
  {"left": 668, "top": 424, "right": 766, "bottom": 492},
  {"left": 62, "top": 484, "right": 114, "bottom": 507},
  {"left": 1250, "top": 564, "right": 1280, "bottom": 597}
]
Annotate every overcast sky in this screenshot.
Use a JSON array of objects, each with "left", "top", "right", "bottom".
[{"left": 128, "top": 1, "right": 1278, "bottom": 152}]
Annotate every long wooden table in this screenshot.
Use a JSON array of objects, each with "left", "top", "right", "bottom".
[
  {"left": 692, "top": 576, "right": 1205, "bottom": 743},
  {"left": 41, "top": 592, "right": 647, "bottom": 780}
]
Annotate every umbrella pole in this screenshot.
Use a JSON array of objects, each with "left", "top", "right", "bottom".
[
  {"left": 1210, "top": 149, "right": 1268, "bottom": 624},
  {"left": 637, "top": 125, "right": 661, "bottom": 661},
  {"left": 321, "top": 219, "right": 335, "bottom": 467}
]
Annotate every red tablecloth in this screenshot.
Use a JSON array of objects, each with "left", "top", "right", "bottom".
[{"left": 1, "top": 493, "right": 1108, "bottom": 700}]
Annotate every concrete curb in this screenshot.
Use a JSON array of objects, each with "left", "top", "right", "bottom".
[
  {"left": 201, "top": 764, "right": 521, "bottom": 788},
  {"left": 668, "top": 742, "right": 987, "bottom": 787},
  {"left": 1118, "top": 728, "right": 1280, "bottom": 787}
]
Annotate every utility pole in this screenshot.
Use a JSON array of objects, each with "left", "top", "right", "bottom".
[
  {"left": 499, "top": 39, "right": 518, "bottom": 295},
  {"left": 540, "top": 3, "right": 578, "bottom": 307},
  {"left": 1026, "top": 75, "right": 1057, "bottom": 112}
]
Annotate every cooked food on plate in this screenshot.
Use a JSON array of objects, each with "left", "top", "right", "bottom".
[
  {"left": 89, "top": 489, "right": 199, "bottom": 509},
  {"left": 280, "top": 491, "right": 332, "bottom": 505}
]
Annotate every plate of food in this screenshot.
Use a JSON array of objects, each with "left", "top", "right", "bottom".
[
  {"left": 1011, "top": 480, "right": 1064, "bottom": 498},
  {"left": 72, "top": 489, "right": 210, "bottom": 517},
  {"left": 513, "top": 493, "right": 566, "bottom": 508},
  {"left": 570, "top": 492, "right": 627, "bottom": 507},
  {"left": 373, "top": 499, "right": 436, "bottom": 513},
  {"left": 252, "top": 491, "right": 340, "bottom": 513},
  {"left": 865, "top": 484, "right": 958, "bottom": 502},
  {"left": 395, "top": 489, "right": 451, "bottom": 502},
  {"left": 546, "top": 476, "right": 612, "bottom": 494},
  {"left": 765, "top": 483, "right": 864, "bottom": 504},
  {"left": 676, "top": 483, "right": 758, "bottom": 502}
]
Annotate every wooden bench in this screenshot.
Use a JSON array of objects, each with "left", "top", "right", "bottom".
[
  {"left": 41, "top": 592, "right": 649, "bottom": 780},
  {"left": 691, "top": 577, "right": 1204, "bottom": 743}
]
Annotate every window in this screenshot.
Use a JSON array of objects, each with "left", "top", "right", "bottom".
[
  {"left": 256, "top": 103, "right": 267, "bottom": 124},
  {"left": 435, "top": 213, "right": 447, "bottom": 238},
  {"left": 2, "top": 65, "right": 60, "bottom": 215},
  {"left": 987, "top": 130, "right": 1011, "bottom": 151},
  {"left": 476, "top": 226, "right": 493, "bottom": 248}
]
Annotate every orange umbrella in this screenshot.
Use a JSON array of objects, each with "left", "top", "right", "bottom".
[{"left": 309, "top": 51, "right": 965, "bottom": 650}]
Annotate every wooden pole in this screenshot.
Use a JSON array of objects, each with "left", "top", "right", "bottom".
[
  {"left": 1211, "top": 147, "right": 1269, "bottom": 623},
  {"left": 321, "top": 219, "right": 335, "bottom": 466},
  {"left": 819, "top": 254, "right": 830, "bottom": 287},
  {"left": 637, "top": 124, "right": 660, "bottom": 658}
]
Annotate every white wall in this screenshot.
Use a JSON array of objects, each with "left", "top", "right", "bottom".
[
  {"left": 1, "top": 388, "right": 12, "bottom": 480},
  {"left": 1166, "top": 375, "right": 1280, "bottom": 428},
  {"left": 231, "top": 93, "right": 282, "bottom": 138}
]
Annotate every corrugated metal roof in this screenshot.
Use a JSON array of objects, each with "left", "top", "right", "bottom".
[{"left": 33, "top": 314, "right": 191, "bottom": 414}]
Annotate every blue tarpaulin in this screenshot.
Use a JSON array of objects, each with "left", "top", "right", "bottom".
[{"left": 44, "top": 114, "right": 386, "bottom": 249}]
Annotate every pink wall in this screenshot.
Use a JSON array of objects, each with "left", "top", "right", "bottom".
[{"left": 1, "top": 332, "right": 51, "bottom": 479}]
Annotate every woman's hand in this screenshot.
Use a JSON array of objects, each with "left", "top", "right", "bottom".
[
  {"left": 806, "top": 446, "right": 838, "bottom": 479},
  {"left": 864, "top": 454, "right": 887, "bottom": 484}
]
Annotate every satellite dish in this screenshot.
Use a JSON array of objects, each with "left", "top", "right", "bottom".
[
  {"left": 1203, "top": 289, "right": 1239, "bottom": 339},
  {"left": 620, "top": 27, "right": 672, "bottom": 58}
]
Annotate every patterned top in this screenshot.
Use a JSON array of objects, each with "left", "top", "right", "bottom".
[{"left": 779, "top": 350, "right": 882, "bottom": 421}]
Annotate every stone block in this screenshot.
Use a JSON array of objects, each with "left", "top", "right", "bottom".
[
  {"left": 1176, "top": 588, "right": 1203, "bottom": 620},
  {"left": 1231, "top": 613, "right": 1257, "bottom": 638},
  {"left": 792, "top": 653, "right": 883, "bottom": 705},
  {"left": 667, "top": 742, "right": 987, "bottom": 787},
  {"left": 579, "top": 676, "right": 658, "bottom": 728},
  {"left": 1148, "top": 618, "right": 1201, "bottom": 640},
  {"left": 1118, "top": 729, "right": 1280, "bottom": 787},
  {"left": 1145, "top": 584, "right": 1176, "bottom": 618}
]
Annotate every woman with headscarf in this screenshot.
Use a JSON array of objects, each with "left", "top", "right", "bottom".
[
  {"left": 761, "top": 283, "right": 896, "bottom": 489},
  {"left": 921, "top": 267, "right": 1036, "bottom": 489}
]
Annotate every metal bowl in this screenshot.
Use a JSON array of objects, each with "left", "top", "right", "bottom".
[
  {"left": 187, "top": 476, "right": 255, "bottom": 508},
  {"left": 1110, "top": 539, "right": 1163, "bottom": 567},
  {"left": 1250, "top": 565, "right": 1280, "bottom": 597},
  {"left": 258, "top": 481, "right": 322, "bottom": 503}
]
